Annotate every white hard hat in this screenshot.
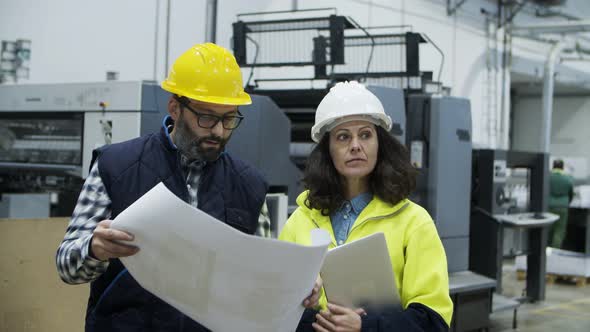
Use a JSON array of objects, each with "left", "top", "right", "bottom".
[{"left": 311, "top": 81, "right": 392, "bottom": 143}]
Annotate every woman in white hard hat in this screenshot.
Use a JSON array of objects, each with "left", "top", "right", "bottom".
[{"left": 279, "top": 81, "right": 453, "bottom": 332}]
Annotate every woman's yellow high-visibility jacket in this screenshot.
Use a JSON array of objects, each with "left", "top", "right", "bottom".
[{"left": 279, "top": 191, "right": 453, "bottom": 330}]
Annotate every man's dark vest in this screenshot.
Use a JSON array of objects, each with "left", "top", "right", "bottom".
[{"left": 85, "top": 126, "right": 268, "bottom": 331}]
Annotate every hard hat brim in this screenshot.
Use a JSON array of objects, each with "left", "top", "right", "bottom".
[
  {"left": 161, "top": 82, "right": 252, "bottom": 106},
  {"left": 311, "top": 113, "right": 392, "bottom": 143}
]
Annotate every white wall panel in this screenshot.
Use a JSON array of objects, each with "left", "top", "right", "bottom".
[
  {"left": 2, "top": 0, "right": 590, "bottom": 148},
  {"left": 513, "top": 95, "right": 590, "bottom": 164}
]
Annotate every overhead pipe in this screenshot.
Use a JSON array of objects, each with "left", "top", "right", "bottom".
[
  {"left": 205, "top": 0, "right": 218, "bottom": 43},
  {"left": 153, "top": 0, "right": 160, "bottom": 81},
  {"left": 164, "top": 0, "right": 171, "bottom": 78},
  {"left": 541, "top": 41, "right": 566, "bottom": 154},
  {"left": 500, "top": 29, "right": 512, "bottom": 150},
  {"left": 486, "top": 18, "right": 499, "bottom": 149},
  {"left": 512, "top": 20, "right": 590, "bottom": 35},
  {"left": 509, "top": 20, "right": 590, "bottom": 153}
]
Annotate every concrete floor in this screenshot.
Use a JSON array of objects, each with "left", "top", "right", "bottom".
[{"left": 489, "top": 259, "right": 590, "bottom": 332}]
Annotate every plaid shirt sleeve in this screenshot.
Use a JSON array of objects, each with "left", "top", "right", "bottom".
[
  {"left": 256, "top": 200, "right": 271, "bottom": 238},
  {"left": 56, "top": 161, "right": 112, "bottom": 284},
  {"left": 56, "top": 159, "right": 272, "bottom": 283}
]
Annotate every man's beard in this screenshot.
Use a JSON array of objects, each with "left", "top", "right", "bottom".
[{"left": 173, "top": 115, "right": 228, "bottom": 162}]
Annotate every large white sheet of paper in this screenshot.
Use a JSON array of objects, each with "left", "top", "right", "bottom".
[
  {"left": 320, "top": 232, "right": 401, "bottom": 309},
  {"left": 111, "top": 183, "right": 330, "bottom": 332}
]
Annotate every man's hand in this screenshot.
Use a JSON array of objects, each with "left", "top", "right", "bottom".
[
  {"left": 313, "top": 303, "right": 364, "bottom": 332},
  {"left": 90, "top": 220, "right": 139, "bottom": 261},
  {"left": 303, "top": 276, "right": 323, "bottom": 308}
]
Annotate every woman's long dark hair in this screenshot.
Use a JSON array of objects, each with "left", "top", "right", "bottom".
[{"left": 303, "top": 126, "right": 417, "bottom": 215}]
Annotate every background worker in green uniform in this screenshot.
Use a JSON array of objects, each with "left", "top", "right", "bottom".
[{"left": 548, "top": 159, "right": 575, "bottom": 248}]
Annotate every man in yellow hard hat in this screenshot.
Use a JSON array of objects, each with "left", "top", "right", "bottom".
[{"left": 55, "top": 43, "right": 312, "bottom": 331}]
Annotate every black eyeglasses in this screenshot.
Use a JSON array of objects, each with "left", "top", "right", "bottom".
[{"left": 176, "top": 97, "right": 244, "bottom": 130}]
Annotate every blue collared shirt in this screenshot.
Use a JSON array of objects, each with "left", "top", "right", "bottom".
[{"left": 330, "top": 192, "right": 373, "bottom": 246}]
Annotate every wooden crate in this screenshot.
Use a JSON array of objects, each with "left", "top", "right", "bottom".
[
  {"left": 516, "top": 270, "right": 590, "bottom": 287},
  {"left": 0, "top": 218, "right": 88, "bottom": 332}
]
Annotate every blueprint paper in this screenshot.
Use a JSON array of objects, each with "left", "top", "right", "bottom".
[{"left": 112, "top": 183, "right": 330, "bottom": 332}]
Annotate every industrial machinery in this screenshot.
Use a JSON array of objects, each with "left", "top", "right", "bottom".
[
  {"left": 406, "top": 95, "right": 473, "bottom": 274},
  {"left": 470, "top": 149, "right": 558, "bottom": 325},
  {"left": 0, "top": 80, "right": 301, "bottom": 236},
  {"left": 231, "top": 9, "right": 495, "bottom": 331},
  {"left": 232, "top": 8, "right": 434, "bottom": 148},
  {"left": 225, "top": 94, "right": 302, "bottom": 229},
  {"left": 0, "top": 81, "right": 168, "bottom": 217},
  {"left": 405, "top": 95, "right": 497, "bottom": 332}
]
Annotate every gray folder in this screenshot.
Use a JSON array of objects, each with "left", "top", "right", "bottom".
[{"left": 320, "top": 232, "right": 401, "bottom": 309}]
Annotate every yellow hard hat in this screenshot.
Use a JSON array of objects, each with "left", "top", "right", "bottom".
[{"left": 161, "top": 43, "right": 251, "bottom": 106}]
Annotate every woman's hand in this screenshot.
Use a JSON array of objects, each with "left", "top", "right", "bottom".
[
  {"left": 313, "top": 303, "right": 365, "bottom": 332},
  {"left": 303, "top": 276, "right": 323, "bottom": 308}
]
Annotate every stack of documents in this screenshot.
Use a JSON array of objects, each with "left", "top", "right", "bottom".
[
  {"left": 112, "top": 183, "right": 331, "bottom": 332},
  {"left": 113, "top": 183, "right": 400, "bottom": 331}
]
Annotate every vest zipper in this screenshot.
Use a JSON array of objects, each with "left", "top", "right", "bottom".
[{"left": 175, "top": 151, "right": 190, "bottom": 202}]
